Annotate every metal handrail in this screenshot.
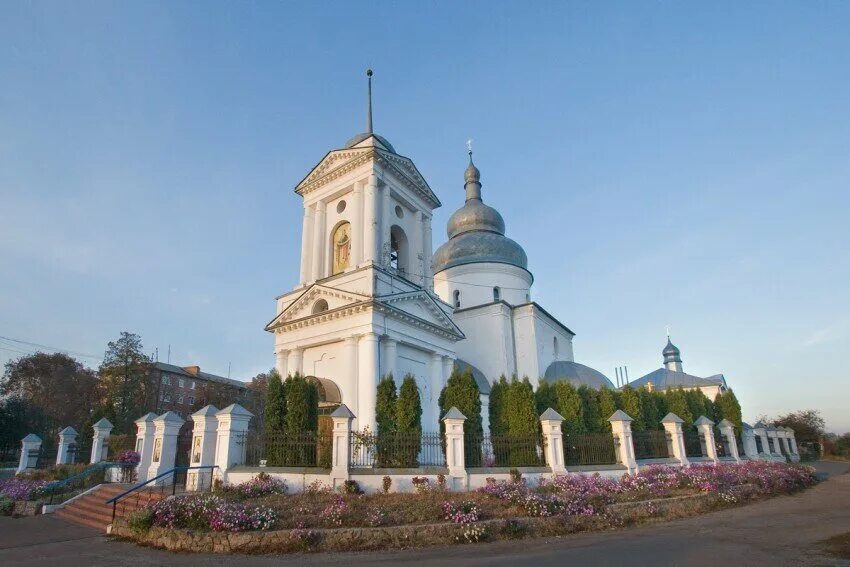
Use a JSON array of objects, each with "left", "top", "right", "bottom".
[
  {"left": 43, "top": 461, "right": 121, "bottom": 505},
  {"left": 105, "top": 465, "right": 218, "bottom": 521}
]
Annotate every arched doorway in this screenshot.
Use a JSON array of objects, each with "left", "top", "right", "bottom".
[
  {"left": 303, "top": 375, "right": 343, "bottom": 415},
  {"left": 390, "top": 225, "right": 409, "bottom": 275}
]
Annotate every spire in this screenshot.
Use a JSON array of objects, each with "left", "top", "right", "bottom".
[
  {"left": 366, "top": 68, "right": 373, "bottom": 134},
  {"left": 464, "top": 139, "right": 482, "bottom": 202},
  {"left": 663, "top": 336, "right": 682, "bottom": 372}
]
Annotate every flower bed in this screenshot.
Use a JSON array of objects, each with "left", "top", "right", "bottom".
[{"left": 116, "top": 461, "right": 817, "bottom": 552}]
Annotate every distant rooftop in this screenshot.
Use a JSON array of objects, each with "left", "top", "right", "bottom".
[{"left": 153, "top": 361, "right": 248, "bottom": 390}]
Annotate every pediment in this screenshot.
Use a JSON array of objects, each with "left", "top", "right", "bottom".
[
  {"left": 376, "top": 290, "right": 463, "bottom": 337},
  {"left": 265, "top": 284, "right": 369, "bottom": 331}
]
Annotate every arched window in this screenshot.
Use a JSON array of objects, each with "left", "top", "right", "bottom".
[
  {"left": 331, "top": 222, "right": 351, "bottom": 275},
  {"left": 312, "top": 299, "right": 329, "bottom": 314},
  {"left": 390, "top": 225, "right": 408, "bottom": 274},
  {"left": 493, "top": 287, "right": 501, "bottom": 302},
  {"left": 553, "top": 336, "right": 559, "bottom": 359},
  {"left": 454, "top": 290, "right": 461, "bottom": 308}
]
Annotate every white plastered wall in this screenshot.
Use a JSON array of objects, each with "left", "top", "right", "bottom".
[{"left": 433, "top": 263, "right": 532, "bottom": 309}]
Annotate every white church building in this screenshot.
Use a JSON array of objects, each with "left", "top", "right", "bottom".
[{"left": 265, "top": 72, "right": 721, "bottom": 432}]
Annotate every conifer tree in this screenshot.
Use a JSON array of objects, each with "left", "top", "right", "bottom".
[
  {"left": 685, "top": 389, "right": 710, "bottom": 423},
  {"left": 505, "top": 377, "right": 538, "bottom": 465},
  {"left": 438, "top": 367, "right": 483, "bottom": 465},
  {"left": 534, "top": 380, "right": 555, "bottom": 417},
  {"left": 375, "top": 374, "right": 397, "bottom": 435},
  {"left": 282, "top": 373, "right": 319, "bottom": 465},
  {"left": 264, "top": 371, "right": 286, "bottom": 434},
  {"left": 619, "top": 386, "right": 644, "bottom": 431},
  {"left": 396, "top": 374, "right": 422, "bottom": 466},
  {"left": 638, "top": 387, "right": 660, "bottom": 430},
  {"left": 578, "top": 385, "right": 602, "bottom": 433},
  {"left": 552, "top": 381, "right": 586, "bottom": 435},
  {"left": 715, "top": 389, "right": 743, "bottom": 430},
  {"left": 597, "top": 387, "right": 619, "bottom": 432},
  {"left": 489, "top": 375, "right": 510, "bottom": 437},
  {"left": 665, "top": 387, "right": 692, "bottom": 427}
]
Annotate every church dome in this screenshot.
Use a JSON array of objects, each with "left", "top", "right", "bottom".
[
  {"left": 344, "top": 132, "right": 396, "bottom": 154},
  {"left": 542, "top": 361, "right": 616, "bottom": 390},
  {"left": 662, "top": 339, "right": 681, "bottom": 364},
  {"left": 433, "top": 155, "right": 528, "bottom": 274}
]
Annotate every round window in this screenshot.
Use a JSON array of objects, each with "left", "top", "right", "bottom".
[
  {"left": 337, "top": 200, "right": 347, "bottom": 213},
  {"left": 395, "top": 205, "right": 404, "bottom": 218}
]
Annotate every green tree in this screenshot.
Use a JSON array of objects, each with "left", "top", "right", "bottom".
[
  {"left": 0, "top": 396, "right": 49, "bottom": 457},
  {"left": 438, "top": 367, "right": 483, "bottom": 465},
  {"left": 665, "top": 387, "right": 692, "bottom": 428},
  {"left": 533, "top": 380, "right": 555, "bottom": 417},
  {"left": 578, "top": 385, "right": 601, "bottom": 433},
  {"left": 265, "top": 371, "right": 286, "bottom": 433},
  {"left": 619, "top": 386, "right": 644, "bottom": 431},
  {"left": 552, "top": 382, "right": 586, "bottom": 435},
  {"left": 638, "top": 387, "right": 661, "bottom": 430},
  {"left": 489, "top": 375, "right": 510, "bottom": 437},
  {"left": 396, "top": 374, "right": 422, "bottom": 466},
  {"left": 597, "top": 388, "right": 619, "bottom": 432},
  {"left": 375, "top": 374, "right": 398, "bottom": 435},
  {"left": 98, "top": 332, "right": 153, "bottom": 434},
  {"left": 685, "top": 389, "right": 710, "bottom": 424},
  {"left": 505, "top": 377, "right": 540, "bottom": 465},
  {"left": 714, "top": 389, "right": 743, "bottom": 430},
  {"left": 282, "top": 373, "right": 319, "bottom": 465}
]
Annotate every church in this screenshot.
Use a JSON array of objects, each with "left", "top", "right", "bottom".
[{"left": 265, "top": 72, "right": 727, "bottom": 432}]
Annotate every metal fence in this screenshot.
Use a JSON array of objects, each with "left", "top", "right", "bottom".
[
  {"left": 243, "top": 431, "right": 332, "bottom": 468},
  {"left": 563, "top": 433, "right": 617, "bottom": 466},
  {"left": 684, "top": 430, "right": 703, "bottom": 458},
  {"left": 714, "top": 428, "right": 728, "bottom": 457},
  {"left": 633, "top": 430, "right": 671, "bottom": 460},
  {"left": 467, "top": 433, "right": 546, "bottom": 468},
  {"left": 349, "top": 431, "right": 445, "bottom": 468}
]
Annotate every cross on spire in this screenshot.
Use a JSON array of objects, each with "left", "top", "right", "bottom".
[{"left": 366, "top": 68, "right": 373, "bottom": 134}]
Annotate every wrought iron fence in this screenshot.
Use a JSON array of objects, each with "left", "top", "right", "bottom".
[
  {"left": 754, "top": 435, "right": 764, "bottom": 454},
  {"left": 714, "top": 429, "right": 728, "bottom": 457},
  {"left": 350, "top": 431, "right": 445, "bottom": 468},
  {"left": 467, "top": 433, "right": 546, "bottom": 468},
  {"left": 243, "top": 431, "right": 332, "bottom": 468},
  {"left": 633, "top": 430, "right": 671, "bottom": 460},
  {"left": 736, "top": 434, "right": 745, "bottom": 457},
  {"left": 563, "top": 433, "right": 617, "bottom": 466},
  {"left": 0, "top": 446, "right": 20, "bottom": 467},
  {"left": 684, "top": 430, "right": 703, "bottom": 458}
]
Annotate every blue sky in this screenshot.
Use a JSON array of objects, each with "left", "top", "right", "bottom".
[{"left": 1, "top": 2, "right": 848, "bottom": 432}]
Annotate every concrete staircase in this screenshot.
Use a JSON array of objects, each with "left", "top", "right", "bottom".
[{"left": 54, "top": 484, "right": 164, "bottom": 530}]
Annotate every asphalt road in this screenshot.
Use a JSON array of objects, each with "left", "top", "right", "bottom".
[{"left": 1, "top": 461, "right": 848, "bottom": 567}]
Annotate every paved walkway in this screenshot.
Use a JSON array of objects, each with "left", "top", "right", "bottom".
[{"left": 1, "top": 461, "right": 848, "bottom": 566}]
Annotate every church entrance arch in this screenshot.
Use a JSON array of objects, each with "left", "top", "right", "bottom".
[
  {"left": 304, "top": 375, "right": 343, "bottom": 414},
  {"left": 390, "top": 225, "right": 409, "bottom": 275}
]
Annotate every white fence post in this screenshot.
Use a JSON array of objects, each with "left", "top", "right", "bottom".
[
  {"left": 17, "top": 434, "right": 41, "bottom": 474},
  {"left": 134, "top": 412, "right": 158, "bottom": 483},
  {"left": 442, "top": 407, "right": 467, "bottom": 490},
  {"left": 330, "top": 404, "right": 354, "bottom": 489},
  {"left": 717, "top": 419, "right": 740, "bottom": 462},
  {"left": 786, "top": 428, "right": 800, "bottom": 462},
  {"left": 609, "top": 410, "right": 637, "bottom": 474},
  {"left": 539, "top": 408, "right": 566, "bottom": 475},
  {"left": 90, "top": 417, "right": 113, "bottom": 463},
  {"left": 56, "top": 427, "right": 78, "bottom": 466},
  {"left": 146, "top": 411, "right": 185, "bottom": 484},
  {"left": 753, "top": 423, "right": 771, "bottom": 459},
  {"left": 694, "top": 416, "right": 718, "bottom": 462},
  {"left": 661, "top": 412, "right": 689, "bottom": 467},
  {"left": 214, "top": 404, "right": 254, "bottom": 481},
  {"left": 741, "top": 423, "right": 759, "bottom": 460},
  {"left": 187, "top": 405, "right": 218, "bottom": 491}
]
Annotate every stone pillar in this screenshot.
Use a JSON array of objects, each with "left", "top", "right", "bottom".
[
  {"left": 187, "top": 405, "right": 218, "bottom": 491},
  {"left": 134, "top": 412, "right": 158, "bottom": 483},
  {"left": 380, "top": 182, "right": 392, "bottom": 266},
  {"left": 363, "top": 173, "right": 378, "bottom": 264},
  {"left": 694, "top": 416, "right": 718, "bottom": 462},
  {"left": 299, "top": 205, "right": 314, "bottom": 284},
  {"left": 274, "top": 347, "right": 288, "bottom": 380},
  {"left": 146, "top": 412, "right": 185, "bottom": 483},
  {"left": 214, "top": 404, "right": 254, "bottom": 476},
  {"left": 717, "top": 419, "right": 740, "bottom": 462},
  {"left": 428, "top": 353, "right": 443, "bottom": 430},
  {"left": 411, "top": 210, "right": 423, "bottom": 285},
  {"left": 787, "top": 428, "right": 799, "bottom": 454},
  {"left": 342, "top": 336, "right": 359, "bottom": 411},
  {"left": 56, "top": 427, "right": 78, "bottom": 465},
  {"left": 90, "top": 417, "right": 113, "bottom": 464},
  {"left": 311, "top": 200, "right": 327, "bottom": 281},
  {"left": 287, "top": 348, "right": 303, "bottom": 378},
  {"left": 443, "top": 407, "right": 467, "bottom": 489},
  {"left": 741, "top": 424, "right": 759, "bottom": 460},
  {"left": 352, "top": 180, "right": 364, "bottom": 266},
  {"left": 661, "top": 412, "right": 689, "bottom": 467},
  {"left": 753, "top": 424, "right": 770, "bottom": 459},
  {"left": 608, "top": 410, "right": 637, "bottom": 474},
  {"left": 17, "top": 434, "right": 41, "bottom": 474},
  {"left": 780, "top": 430, "right": 792, "bottom": 457},
  {"left": 356, "top": 332, "right": 380, "bottom": 432},
  {"left": 767, "top": 428, "right": 782, "bottom": 458},
  {"left": 540, "top": 409, "right": 566, "bottom": 475},
  {"left": 423, "top": 214, "right": 433, "bottom": 289},
  {"left": 382, "top": 337, "right": 398, "bottom": 380},
  {"left": 330, "top": 405, "right": 355, "bottom": 488},
  {"left": 442, "top": 356, "right": 454, "bottom": 383}
]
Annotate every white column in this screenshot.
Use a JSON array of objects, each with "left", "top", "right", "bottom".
[
  {"left": 288, "top": 348, "right": 303, "bottom": 378},
  {"left": 147, "top": 412, "right": 185, "bottom": 484},
  {"left": 363, "top": 174, "right": 378, "bottom": 264},
  {"left": 609, "top": 410, "right": 637, "bottom": 474},
  {"left": 540, "top": 409, "right": 567, "bottom": 475},
  {"left": 695, "top": 416, "right": 718, "bottom": 462},
  {"left": 741, "top": 425, "right": 759, "bottom": 459},
  {"left": 274, "top": 347, "right": 289, "bottom": 379},
  {"left": 718, "top": 419, "right": 740, "bottom": 462},
  {"left": 661, "top": 412, "right": 689, "bottom": 467},
  {"left": 357, "top": 333, "right": 380, "bottom": 432},
  {"left": 17, "top": 434, "right": 41, "bottom": 474},
  {"left": 380, "top": 182, "right": 392, "bottom": 266},
  {"left": 56, "top": 427, "right": 78, "bottom": 466},
  {"left": 411, "top": 211, "right": 424, "bottom": 285},
  {"left": 442, "top": 407, "right": 467, "bottom": 490},
  {"left": 423, "top": 214, "right": 433, "bottom": 289},
  {"left": 754, "top": 425, "right": 770, "bottom": 459},
  {"left": 90, "top": 417, "right": 113, "bottom": 463},
  {"left": 311, "top": 200, "right": 327, "bottom": 281},
  {"left": 428, "top": 352, "right": 443, "bottom": 431},
  {"left": 442, "top": 355, "right": 454, "bottom": 384},
  {"left": 187, "top": 405, "right": 218, "bottom": 491},
  {"left": 342, "top": 336, "right": 359, "bottom": 409},
  {"left": 330, "top": 404, "right": 354, "bottom": 488},
  {"left": 299, "top": 205, "right": 314, "bottom": 284},
  {"left": 788, "top": 429, "right": 799, "bottom": 455},
  {"left": 780, "top": 431, "right": 792, "bottom": 457},
  {"left": 134, "top": 412, "right": 158, "bottom": 483},
  {"left": 352, "top": 180, "right": 364, "bottom": 266},
  {"left": 214, "top": 404, "right": 254, "bottom": 477},
  {"left": 382, "top": 337, "right": 398, "bottom": 380}
]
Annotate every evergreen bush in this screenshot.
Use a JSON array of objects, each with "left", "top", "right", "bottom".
[
  {"left": 505, "top": 377, "right": 538, "bottom": 466},
  {"left": 396, "top": 374, "right": 422, "bottom": 466},
  {"left": 438, "top": 367, "right": 483, "bottom": 466},
  {"left": 619, "top": 386, "right": 644, "bottom": 431}
]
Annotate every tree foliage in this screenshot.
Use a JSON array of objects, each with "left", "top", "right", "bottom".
[
  {"left": 265, "top": 371, "right": 286, "bottom": 434},
  {"left": 596, "top": 388, "right": 619, "bottom": 432},
  {"left": 506, "top": 377, "right": 538, "bottom": 435},
  {"left": 619, "top": 386, "right": 643, "bottom": 431},
  {"left": 375, "top": 374, "right": 398, "bottom": 435},
  {"left": 665, "top": 387, "right": 693, "bottom": 428},
  {"left": 396, "top": 374, "right": 422, "bottom": 435},
  {"left": 438, "top": 367, "right": 483, "bottom": 465},
  {"left": 714, "top": 389, "right": 743, "bottom": 430},
  {"left": 578, "top": 385, "right": 601, "bottom": 433},
  {"left": 489, "top": 375, "right": 510, "bottom": 437},
  {"left": 283, "top": 373, "right": 318, "bottom": 434},
  {"left": 0, "top": 396, "right": 49, "bottom": 455},
  {"left": 771, "top": 409, "right": 825, "bottom": 444},
  {"left": 98, "top": 332, "right": 153, "bottom": 434}
]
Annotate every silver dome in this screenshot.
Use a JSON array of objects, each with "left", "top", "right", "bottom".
[
  {"left": 662, "top": 339, "right": 682, "bottom": 364},
  {"left": 344, "top": 132, "right": 396, "bottom": 153},
  {"left": 542, "top": 361, "right": 615, "bottom": 390},
  {"left": 433, "top": 155, "right": 528, "bottom": 274}
]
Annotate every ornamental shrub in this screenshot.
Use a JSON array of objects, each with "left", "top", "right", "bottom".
[
  {"left": 578, "top": 385, "right": 602, "bottom": 433},
  {"left": 505, "top": 377, "right": 538, "bottom": 466},
  {"left": 552, "top": 381, "right": 586, "bottom": 436},
  {"left": 283, "top": 374, "right": 318, "bottom": 434},
  {"left": 665, "top": 387, "right": 692, "bottom": 427},
  {"left": 396, "top": 374, "right": 422, "bottom": 466},
  {"left": 619, "top": 386, "right": 644, "bottom": 431},
  {"left": 0, "top": 495, "right": 12, "bottom": 516},
  {"left": 375, "top": 374, "right": 397, "bottom": 435},
  {"left": 265, "top": 371, "right": 286, "bottom": 434},
  {"left": 638, "top": 387, "right": 663, "bottom": 430},
  {"left": 685, "top": 389, "right": 711, "bottom": 424},
  {"left": 438, "top": 367, "right": 483, "bottom": 466},
  {"left": 533, "top": 380, "right": 555, "bottom": 417},
  {"left": 714, "top": 389, "right": 743, "bottom": 430},
  {"left": 489, "top": 375, "right": 510, "bottom": 438},
  {"left": 596, "top": 388, "right": 619, "bottom": 432}
]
